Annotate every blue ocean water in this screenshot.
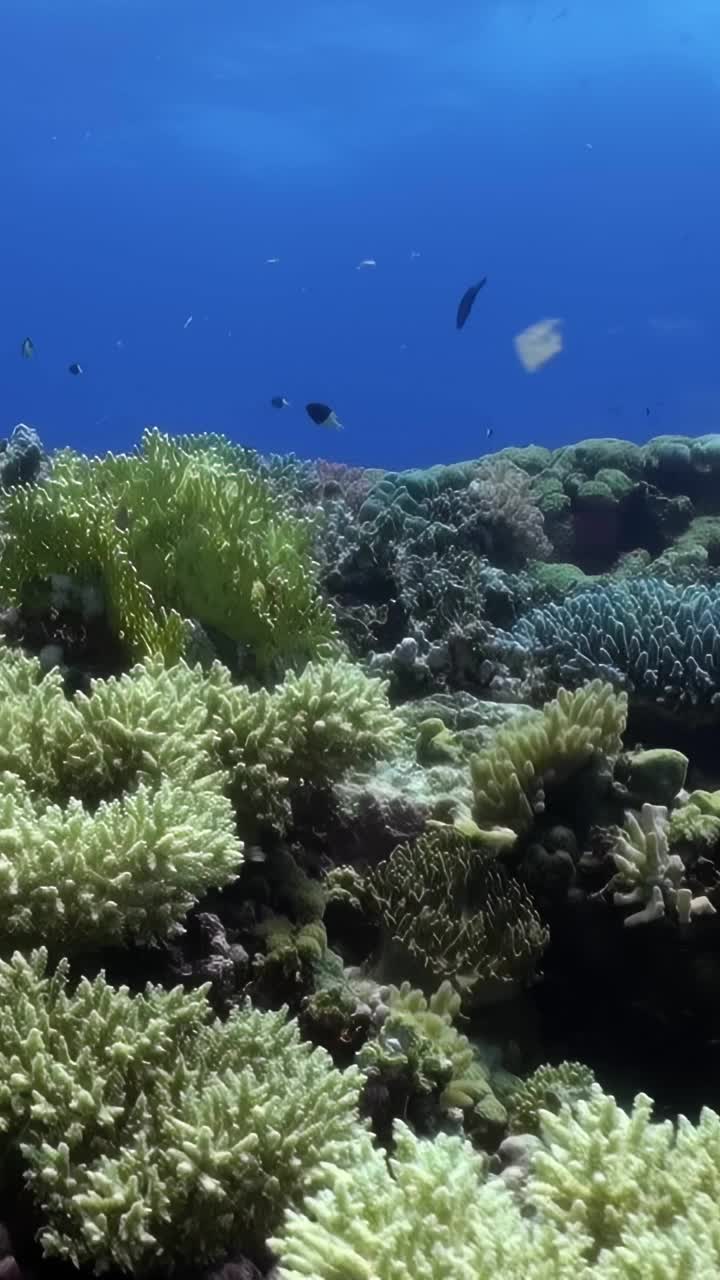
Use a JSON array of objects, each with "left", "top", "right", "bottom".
[{"left": 1, "top": 0, "right": 719, "bottom": 470}]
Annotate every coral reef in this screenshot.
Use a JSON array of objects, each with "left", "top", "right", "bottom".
[
  {"left": 3, "top": 425, "right": 720, "bottom": 1278},
  {"left": 0, "top": 950, "right": 363, "bottom": 1272}
]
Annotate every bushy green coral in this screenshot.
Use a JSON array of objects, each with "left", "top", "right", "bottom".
[
  {"left": 361, "top": 830, "right": 549, "bottom": 1003},
  {"left": 0, "top": 949, "right": 364, "bottom": 1272},
  {"left": 0, "top": 644, "right": 402, "bottom": 946},
  {"left": 272, "top": 1121, "right": 587, "bottom": 1280},
  {"left": 0, "top": 428, "right": 336, "bottom": 674},
  {"left": 273, "top": 1086, "right": 720, "bottom": 1279},
  {"left": 470, "top": 681, "right": 626, "bottom": 834},
  {"left": 0, "top": 642, "right": 401, "bottom": 837},
  {"left": 0, "top": 771, "right": 242, "bottom": 949},
  {"left": 503, "top": 1061, "right": 596, "bottom": 1134},
  {"left": 270, "top": 659, "right": 404, "bottom": 782}
]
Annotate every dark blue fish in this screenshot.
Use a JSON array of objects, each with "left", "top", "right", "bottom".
[
  {"left": 68, "top": 362, "right": 83, "bottom": 376},
  {"left": 456, "top": 278, "right": 487, "bottom": 330},
  {"left": 306, "top": 402, "right": 343, "bottom": 430},
  {"left": 271, "top": 395, "right": 290, "bottom": 409}
]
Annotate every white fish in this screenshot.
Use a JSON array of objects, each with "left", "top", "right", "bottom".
[
  {"left": 356, "top": 258, "right": 376, "bottom": 269},
  {"left": 265, "top": 256, "right": 280, "bottom": 264},
  {"left": 183, "top": 315, "right": 193, "bottom": 329}
]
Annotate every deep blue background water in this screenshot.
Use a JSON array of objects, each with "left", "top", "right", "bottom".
[{"left": 1, "top": 0, "right": 719, "bottom": 469}]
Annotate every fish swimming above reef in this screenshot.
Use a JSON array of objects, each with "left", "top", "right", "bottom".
[
  {"left": 305, "top": 402, "right": 343, "bottom": 430},
  {"left": 456, "top": 278, "right": 487, "bottom": 329},
  {"left": 68, "top": 362, "right": 83, "bottom": 376},
  {"left": 21, "top": 337, "right": 34, "bottom": 359},
  {"left": 271, "top": 395, "right": 290, "bottom": 409}
]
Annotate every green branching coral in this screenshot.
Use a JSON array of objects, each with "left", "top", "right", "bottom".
[
  {"left": 273, "top": 1087, "right": 720, "bottom": 1278},
  {"left": 0, "top": 772, "right": 242, "bottom": 949},
  {"left": 359, "top": 830, "right": 549, "bottom": 1003},
  {"left": 470, "top": 681, "right": 626, "bottom": 834},
  {"left": 272, "top": 1122, "right": 587, "bottom": 1280},
  {"left": 0, "top": 949, "right": 364, "bottom": 1273},
  {"left": 0, "top": 641, "right": 401, "bottom": 834},
  {"left": 0, "top": 644, "right": 403, "bottom": 947},
  {"left": 0, "top": 428, "right": 336, "bottom": 674},
  {"left": 271, "top": 659, "right": 404, "bottom": 782}
]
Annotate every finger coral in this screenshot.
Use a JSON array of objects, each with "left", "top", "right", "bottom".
[
  {"left": 470, "top": 680, "right": 626, "bottom": 834},
  {"left": 0, "top": 949, "right": 364, "bottom": 1273}
]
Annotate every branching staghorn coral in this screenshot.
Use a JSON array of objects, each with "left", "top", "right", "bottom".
[
  {"left": 0, "top": 772, "right": 241, "bottom": 949},
  {"left": 272, "top": 1121, "right": 587, "bottom": 1280},
  {"left": 605, "top": 802, "right": 716, "bottom": 926},
  {"left": 270, "top": 658, "right": 404, "bottom": 781},
  {"left": 347, "top": 829, "right": 549, "bottom": 1003},
  {"left": 470, "top": 680, "right": 626, "bottom": 835},
  {"left": 272, "top": 1086, "right": 720, "bottom": 1278},
  {"left": 0, "top": 644, "right": 402, "bottom": 947},
  {"left": 0, "top": 428, "right": 336, "bottom": 674},
  {"left": 0, "top": 949, "right": 364, "bottom": 1273}
]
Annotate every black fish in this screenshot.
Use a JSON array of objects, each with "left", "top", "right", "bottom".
[
  {"left": 305, "top": 402, "right": 343, "bottom": 430},
  {"left": 21, "top": 337, "right": 34, "bottom": 359},
  {"left": 68, "top": 362, "right": 83, "bottom": 376},
  {"left": 271, "top": 395, "right": 290, "bottom": 409},
  {"left": 456, "top": 277, "right": 487, "bottom": 330}
]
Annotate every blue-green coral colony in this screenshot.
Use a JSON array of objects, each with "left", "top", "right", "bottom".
[{"left": 1, "top": 425, "right": 720, "bottom": 1277}]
